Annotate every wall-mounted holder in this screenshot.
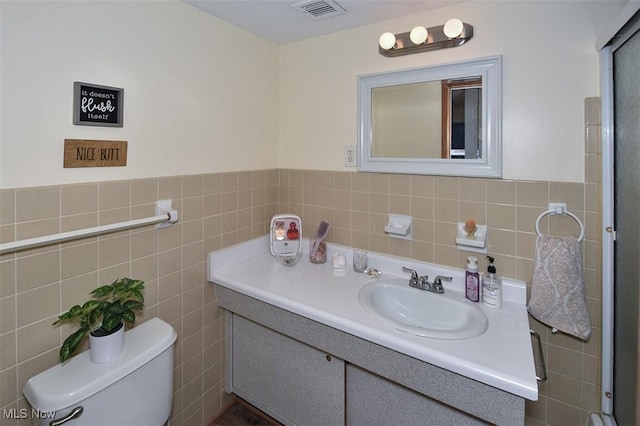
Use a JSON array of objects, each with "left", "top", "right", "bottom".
[
  {"left": 155, "top": 200, "right": 179, "bottom": 229},
  {"left": 535, "top": 203, "right": 585, "bottom": 242},
  {"left": 384, "top": 214, "right": 412, "bottom": 240},
  {"left": 456, "top": 223, "right": 487, "bottom": 253}
]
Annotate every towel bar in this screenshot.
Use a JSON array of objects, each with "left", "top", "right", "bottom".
[
  {"left": 535, "top": 203, "right": 584, "bottom": 242},
  {"left": 0, "top": 200, "right": 178, "bottom": 254},
  {"left": 530, "top": 329, "right": 547, "bottom": 382}
]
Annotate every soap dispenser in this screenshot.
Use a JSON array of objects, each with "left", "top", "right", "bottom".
[
  {"left": 482, "top": 255, "right": 502, "bottom": 308},
  {"left": 465, "top": 256, "right": 480, "bottom": 302}
]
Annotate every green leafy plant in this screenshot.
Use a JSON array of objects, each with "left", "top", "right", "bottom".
[{"left": 53, "top": 278, "right": 145, "bottom": 362}]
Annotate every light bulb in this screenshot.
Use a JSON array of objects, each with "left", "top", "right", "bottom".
[
  {"left": 443, "top": 18, "right": 464, "bottom": 38},
  {"left": 409, "top": 26, "right": 428, "bottom": 45},
  {"left": 378, "top": 32, "right": 396, "bottom": 50}
]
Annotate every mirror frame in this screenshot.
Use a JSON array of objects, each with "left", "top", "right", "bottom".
[{"left": 357, "top": 55, "right": 503, "bottom": 178}]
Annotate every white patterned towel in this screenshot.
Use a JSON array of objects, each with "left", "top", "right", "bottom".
[{"left": 527, "top": 235, "right": 591, "bottom": 340}]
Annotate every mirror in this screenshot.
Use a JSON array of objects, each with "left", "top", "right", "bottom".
[{"left": 358, "top": 56, "right": 502, "bottom": 177}]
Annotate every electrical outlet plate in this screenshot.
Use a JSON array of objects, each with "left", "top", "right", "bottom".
[{"left": 344, "top": 145, "right": 356, "bottom": 167}]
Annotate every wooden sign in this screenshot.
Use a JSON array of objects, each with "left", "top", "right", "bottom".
[
  {"left": 73, "top": 82, "right": 123, "bottom": 127},
  {"left": 64, "top": 139, "right": 127, "bottom": 168}
]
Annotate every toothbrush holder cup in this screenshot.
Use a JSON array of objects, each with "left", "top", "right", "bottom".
[{"left": 353, "top": 250, "right": 368, "bottom": 272}]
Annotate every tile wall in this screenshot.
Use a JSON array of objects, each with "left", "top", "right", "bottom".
[
  {"left": 0, "top": 171, "right": 278, "bottom": 425},
  {"left": 0, "top": 98, "right": 601, "bottom": 426},
  {"left": 276, "top": 98, "right": 602, "bottom": 426}
]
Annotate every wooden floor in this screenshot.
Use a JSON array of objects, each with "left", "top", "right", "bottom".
[{"left": 209, "top": 398, "right": 282, "bottom": 426}]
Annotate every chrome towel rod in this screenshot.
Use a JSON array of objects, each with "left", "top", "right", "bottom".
[
  {"left": 530, "top": 329, "right": 547, "bottom": 382},
  {"left": 0, "top": 200, "right": 178, "bottom": 254},
  {"left": 535, "top": 202, "right": 584, "bottom": 242}
]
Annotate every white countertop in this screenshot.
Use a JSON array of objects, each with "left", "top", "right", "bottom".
[{"left": 208, "top": 236, "right": 538, "bottom": 401}]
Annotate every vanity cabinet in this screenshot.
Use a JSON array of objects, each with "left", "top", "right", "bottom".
[
  {"left": 228, "top": 313, "right": 489, "bottom": 426},
  {"left": 228, "top": 315, "right": 345, "bottom": 426},
  {"left": 219, "top": 285, "right": 525, "bottom": 425},
  {"left": 346, "top": 364, "right": 485, "bottom": 425}
]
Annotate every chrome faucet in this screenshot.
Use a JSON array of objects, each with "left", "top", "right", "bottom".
[{"left": 402, "top": 267, "right": 451, "bottom": 294}]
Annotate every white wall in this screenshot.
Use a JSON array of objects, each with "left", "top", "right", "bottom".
[
  {"left": 278, "top": 0, "right": 623, "bottom": 182},
  {"left": 1, "top": 1, "right": 625, "bottom": 188},
  {"left": 0, "top": 0, "right": 279, "bottom": 189}
]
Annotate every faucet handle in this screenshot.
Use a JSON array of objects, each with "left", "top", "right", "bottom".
[
  {"left": 402, "top": 267, "right": 419, "bottom": 284},
  {"left": 432, "top": 275, "right": 452, "bottom": 294}
]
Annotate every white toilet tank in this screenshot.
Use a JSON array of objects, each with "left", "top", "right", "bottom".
[{"left": 23, "top": 317, "right": 177, "bottom": 426}]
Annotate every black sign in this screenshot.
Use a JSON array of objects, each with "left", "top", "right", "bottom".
[{"left": 73, "top": 82, "right": 123, "bottom": 127}]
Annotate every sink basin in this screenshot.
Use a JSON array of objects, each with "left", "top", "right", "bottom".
[{"left": 358, "top": 279, "right": 488, "bottom": 339}]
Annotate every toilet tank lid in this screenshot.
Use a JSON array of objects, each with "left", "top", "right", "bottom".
[{"left": 23, "top": 317, "right": 177, "bottom": 412}]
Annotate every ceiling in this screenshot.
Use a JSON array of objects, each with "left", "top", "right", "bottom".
[{"left": 182, "top": 0, "right": 463, "bottom": 44}]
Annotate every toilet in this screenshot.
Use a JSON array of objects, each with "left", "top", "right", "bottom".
[{"left": 23, "top": 317, "right": 177, "bottom": 426}]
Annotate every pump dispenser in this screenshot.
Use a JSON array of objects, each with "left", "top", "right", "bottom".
[
  {"left": 482, "top": 255, "right": 502, "bottom": 308},
  {"left": 465, "top": 256, "right": 480, "bottom": 302}
]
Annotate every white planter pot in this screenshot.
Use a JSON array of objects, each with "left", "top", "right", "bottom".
[{"left": 89, "top": 323, "right": 125, "bottom": 363}]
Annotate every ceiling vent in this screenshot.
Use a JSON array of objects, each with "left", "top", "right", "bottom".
[{"left": 292, "top": 0, "right": 346, "bottom": 21}]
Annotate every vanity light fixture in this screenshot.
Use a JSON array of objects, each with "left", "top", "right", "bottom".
[
  {"left": 378, "top": 18, "right": 473, "bottom": 57},
  {"left": 409, "top": 26, "right": 428, "bottom": 45},
  {"left": 443, "top": 18, "right": 464, "bottom": 38},
  {"left": 378, "top": 32, "right": 396, "bottom": 50}
]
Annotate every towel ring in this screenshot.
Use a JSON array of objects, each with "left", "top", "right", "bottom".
[{"left": 535, "top": 208, "right": 584, "bottom": 242}]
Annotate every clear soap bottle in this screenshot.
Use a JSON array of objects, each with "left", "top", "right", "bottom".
[
  {"left": 465, "top": 256, "right": 480, "bottom": 302},
  {"left": 482, "top": 255, "right": 502, "bottom": 308}
]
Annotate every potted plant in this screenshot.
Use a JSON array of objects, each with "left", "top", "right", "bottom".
[{"left": 53, "top": 277, "right": 145, "bottom": 363}]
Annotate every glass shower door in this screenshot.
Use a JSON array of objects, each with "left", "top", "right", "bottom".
[{"left": 613, "top": 25, "right": 640, "bottom": 426}]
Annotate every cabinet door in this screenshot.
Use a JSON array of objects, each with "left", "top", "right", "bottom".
[
  {"left": 230, "top": 315, "right": 345, "bottom": 426},
  {"left": 346, "top": 364, "right": 486, "bottom": 426}
]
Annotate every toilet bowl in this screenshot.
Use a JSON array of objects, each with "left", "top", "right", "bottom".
[{"left": 23, "top": 317, "right": 177, "bottom": 426}]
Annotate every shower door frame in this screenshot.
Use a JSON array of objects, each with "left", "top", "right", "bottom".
[{"left": 599, "top": 3, "right": 640, "bottom": 423}]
